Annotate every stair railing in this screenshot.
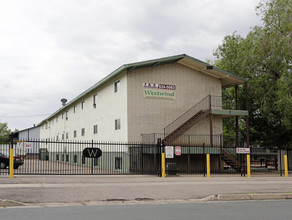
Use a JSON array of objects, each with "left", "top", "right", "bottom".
[{"left": 164, "top": 95, "right": 211, "bottom": 138}]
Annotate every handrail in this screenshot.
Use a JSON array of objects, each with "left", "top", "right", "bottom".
[
  {"left": 221, "top": 148, "right": 241, "bottom": 166},
  {"left": 164, "top": 95, "right": 211, "bottom": 137},
  {"left": 163, "top": 95, "right": 243, "bottom": 139}
]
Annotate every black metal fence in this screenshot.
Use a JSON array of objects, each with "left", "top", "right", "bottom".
[
  {"left": 0, "top": 139, "right": 160, "bottom": 175},
  {"left": 0, "top": 138, "right": 291, "bottom": 176}
]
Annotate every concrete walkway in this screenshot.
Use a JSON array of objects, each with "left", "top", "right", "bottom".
[{"left": 0, "top": 175, "right": 292, "bottom": 207}]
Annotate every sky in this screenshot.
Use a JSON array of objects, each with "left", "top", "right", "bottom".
[{"left": 0, "top": 0, "right": 262, "bottom": 131}]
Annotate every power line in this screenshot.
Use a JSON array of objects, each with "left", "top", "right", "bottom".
[{"left": 0, "top": 114, "right": 50, "bottom": 118}]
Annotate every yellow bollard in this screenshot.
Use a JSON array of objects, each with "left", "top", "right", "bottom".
[
  {"left": 9, "top": 143, "right": 14, "bottom": 178},
  {"left": 161, "top": 153, "right": 165, "bottom": 178},
  {"left": 284, "top": 155, "right": 288, "bottom": 177},
  {"left": 206, "top": 154, "right": 210, "bottom": 177},
  {"left": 247, "top": 154, "right": 251, "bottom": 177}
]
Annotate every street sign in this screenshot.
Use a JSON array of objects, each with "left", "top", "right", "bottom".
[
  {"left": 175, "top": 146, "right": 181, "bottom": 156},
  {"left": 165, "top": 146, "right": 174, "bottom": 158},
  {"left": 83, "top": 148, "right": 102, "bottom": 158},
  {"left": 236, "top": 148, "right": 250, "bottom": 154}
]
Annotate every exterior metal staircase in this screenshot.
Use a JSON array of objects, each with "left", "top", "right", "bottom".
[
  {"left": 163, "top": 95, "right": 212, "bottom": 145},
  {"left": 221, "top": 148, "right": 241, "bottom": 172},
  {"left": 163, "top": 110, "right": 209, "bottom": 144},
  {"left": 163, "top": 94, "right": 244, "bottom": 173}
]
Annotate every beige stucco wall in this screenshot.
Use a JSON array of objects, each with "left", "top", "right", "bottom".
[{"left": 127, "top": 63, "right": 222, "bottom": 142}]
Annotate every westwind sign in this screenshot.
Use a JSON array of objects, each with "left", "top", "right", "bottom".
[
  {"left": 83, "top": 148, "right": 102, "bottom": 158},
  {"left": 143, "top": 83, "right": 176, "bottom": 100}
]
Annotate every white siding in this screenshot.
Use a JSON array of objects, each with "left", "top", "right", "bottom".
[{"left": 40, "top": 71, "right": 128, "bottom": 142}]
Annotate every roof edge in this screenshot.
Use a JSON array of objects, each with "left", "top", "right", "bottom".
[{"left": 38, "top": 54, "right": 246, "bottom": 125}]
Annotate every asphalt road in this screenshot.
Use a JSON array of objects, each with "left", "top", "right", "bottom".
[
  {"left": 1, "top": 200, "right": 292, "bottom": 220},
  {"left": 1, "top": 175, "right": 292, "bottom": 205}
]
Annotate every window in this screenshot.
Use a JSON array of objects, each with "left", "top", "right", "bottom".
[
  {"left": 93, "top": 94, "right": 97, "bottom": 107},
  {"left": 66, "top": 132, "right": 69, "bottom": 139},
  {"left": 82, "top": 156, "right": 86, "bottom": 165},
  {"left": 93, "top": 125, "right": 98, "bottom": 134},
  {"left": 66, "top": 155, "right": 69, "bottom": 162},
  {"left": 56, "top": 154, "right": 59, "bottom": 161},
  {"left": 74, "top": 130, "right": 77, "bottom": 138},
  {"left": 115, "top": 119, "right": 121, "bottom": 130},
  {"left": 56, "top": 135, "right": 59, "bottom": 141},
  {"left": 62, "top": 154, "right": 64, "bottom": 162},
  {"left": 81, "top": 128, "right": 85, "bottom": 136},
  {"left": 66, "top": 111, "right": 68, "bottom": 120},
  {"left": 94, "top": 158, "right": 98, "bottom": 166},
  {"left": 114, "top": 80, "right": 120, "bottom": 93},
  {"left": 74, "top": 106, "right": 77, "bottom": 113},
  {"left": 74, "top": 155, "right": 77, "bottom": 163},
  {"left": 81, "top": 101, "right": 85, "bottom": 110},
  {"left": 62, "top": 134, "right": 64, "bottom": 140},
  {"left": 115, "top": 157, "right": 122, "bottom": 169}
]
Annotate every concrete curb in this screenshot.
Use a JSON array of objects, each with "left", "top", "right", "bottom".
[
  {"left": 205, "top": 193, "right": 292, "bottom": 201},
  {"left": 1, "top": 193, "right": 292, "bottom": 208}
]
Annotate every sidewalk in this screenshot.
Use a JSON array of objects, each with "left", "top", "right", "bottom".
[{"left": 0, "top": 175, "right": 292, "bottom": 207}]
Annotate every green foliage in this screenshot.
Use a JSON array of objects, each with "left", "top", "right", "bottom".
[
  {"left": 0, "top": 122, "right": 11, "bottom": 140},
  {"left": 214, "top": 0, "right": 292, "bottom": 148}
]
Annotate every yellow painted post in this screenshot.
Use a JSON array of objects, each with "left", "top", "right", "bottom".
[
  {"left": 284, "top": 155, "right": 288, "bottom": 177},
  {"left": 9, "top": 143, "right": 14, "bottom": 178},
  {"left": 247, "top": 154, "right": 251, "bottom": 177},
  {"left": 161, "top": 153, "right": 166, "bottom": 178},
  {"left": 206, "top": 154, "right": 210, "bottom": 177}
]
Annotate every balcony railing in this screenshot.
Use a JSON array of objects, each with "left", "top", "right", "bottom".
[{"left": 164, "top": 95, "right": 246, "bottom": 138}]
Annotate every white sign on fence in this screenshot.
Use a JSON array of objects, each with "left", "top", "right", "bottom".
[
  {"left": 165, "top": 146, "right": 174, "bottom": 158},
  {"left": 236, "top": 148, "right": 250, "bottom": 154},
  {"left": 24, "top": 142, "right": 33, "bottom": 150}
]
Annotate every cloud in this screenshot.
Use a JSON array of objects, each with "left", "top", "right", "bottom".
[{"left": 0, "top": 0, "right": 261, "bottom": 130}]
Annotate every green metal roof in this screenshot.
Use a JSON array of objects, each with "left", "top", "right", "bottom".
[{"left": 38, "top": 54, "right": 247, "bottom": 126}]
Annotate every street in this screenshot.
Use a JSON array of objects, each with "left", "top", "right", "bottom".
[
  {"left": 1, "top": 200, "right": 292, "bottom": 220},
  {"left": 1, "top": 175, "right": 292, "bottom": 205}
]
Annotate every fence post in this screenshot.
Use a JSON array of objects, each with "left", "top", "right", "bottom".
[
  {"left": 141, "top": 144, "right": 144, "bottom": 175},
  {"left": 206, "top": 154, "right": 210, "bottom": 177},
  {"left": 91, "top": 140, "right": 94, "bottom": 175},
  {"left": 284, "top": 154, "right": 288, "bottom": 177},
  {"left": 247, "top": 154, "right": 251, "bottom": 177},
  {"left": 279, "top": 149, "right": 282, "bottom": 176},
  {"left": 203, "top": 143, "right": 206, "bottom": 177}
]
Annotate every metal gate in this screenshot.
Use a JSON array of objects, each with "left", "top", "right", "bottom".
[
  {"left": 0, "top": 139, "right": 159, "bottom": 175},
  {"left": 162, "top": 145, "right": 289, "bottom": 176}
]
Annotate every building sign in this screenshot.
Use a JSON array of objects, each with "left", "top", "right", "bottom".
[
  {"left": 165, "top": 146, "right": 174, "bottom": 158},
  {"left": 143, "top": 83, "right": 176, "bottom": 100},
  {"left": 236, "top": 148, "right": 250, "bottom": 154},
  {"left": 83, "top": 148, "right": 102, "bottom": 158},
  {"left": 175, "top": 146, "right": 181, "bottom": 156}
]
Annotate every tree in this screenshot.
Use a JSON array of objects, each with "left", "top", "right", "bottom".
[
  {"left": 214, "top": 0, "right": 292, "bottom": 148},
  {"left": 0, "top": 122, "right": 11, "bottom": 140}
]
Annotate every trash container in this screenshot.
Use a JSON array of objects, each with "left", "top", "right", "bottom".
[
  {"left": 166, "top": 163, "right": 177, "bottom": 175},
  {"left": 39, "top": 148, "right": 49, "bottom": 161}
]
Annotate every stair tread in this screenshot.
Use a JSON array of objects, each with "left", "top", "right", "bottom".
[{"left": 164, "top": 110, "right": 209, "bottom": 143}]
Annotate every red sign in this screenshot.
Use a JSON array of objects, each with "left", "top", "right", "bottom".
[
  {"left": 175, "top": 146, "right": 181, "bottom": 156},
  {"left": 143, "top": 83, "right": 176, "bottom": 90}
]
